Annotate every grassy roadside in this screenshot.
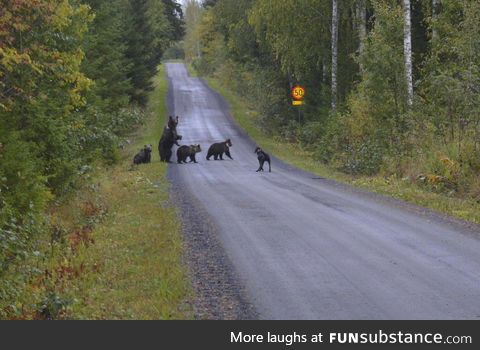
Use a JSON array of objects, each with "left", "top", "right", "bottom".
[
  {"left": 38, "top": 64, "right": 192, "bottom": 319},
  {"left": 70, "top": 64, "right": 192, "bottom": 319},
  {"left": 186, "top": 63, "right": 198, "bottom": 77},
  {"left": 196, "top": 67, "right": 480, "bottom": 225}
]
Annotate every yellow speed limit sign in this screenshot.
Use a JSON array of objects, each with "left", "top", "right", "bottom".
[{"left": 291, "top": 85, "right": 305, "bottom": 101}]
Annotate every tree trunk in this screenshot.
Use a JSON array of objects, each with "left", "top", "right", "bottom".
[
  {"left": 432, "top": 0, "right": 438, "bottom": 40},
  {"left": 322, "top": 58, "right": 327, "bottom": 84},
  {"left": 403, "top": 0, "right": 414, "bottom": 108},
  {"left": 331, "top": 0, "right": 338, "bottom": 112},
  {"left": 356, "top": 0, "right": 367, "bottom": 63}
]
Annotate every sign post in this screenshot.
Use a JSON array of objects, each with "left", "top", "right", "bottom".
[
  {"left": 291, "top": 85, "right": 305, "bottom": 123},
  {"left": 291, "top": 85, "right": 305, "bottom": 105}
]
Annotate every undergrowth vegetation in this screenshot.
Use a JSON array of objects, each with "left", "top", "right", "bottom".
[
  {"left": 1, "top": 0, "right": 186, "bottom": 318},
  {"left": 1, "top": 65, "right": 191, "bottom": 319}
]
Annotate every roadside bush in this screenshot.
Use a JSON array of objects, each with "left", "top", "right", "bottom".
[
  {"left": 414, "top": 142, "right": 480, "bottom": 196},
  {"left": 339, "top": 138, "right": 385, "bottom": 176},
  {"left": 0, "top": 134, "right": 52, "bottom": 220},
  {"left": 297, "top": 122, "right": 324, "bottom": 150}
]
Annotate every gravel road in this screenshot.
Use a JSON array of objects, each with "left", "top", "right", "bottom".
[{"left": 166, "top": 62, "right": 480, "bottom": 320}]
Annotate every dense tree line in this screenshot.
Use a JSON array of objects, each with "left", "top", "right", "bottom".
[
  {"left": 0, "top": 0, "right": 183, "bottom": 315},
  {"left": 185, "top": 0, "right": 479, "bottom": 197}
]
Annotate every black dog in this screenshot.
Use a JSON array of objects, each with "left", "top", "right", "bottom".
[
  {"left": 254, "top": 147, "right": 271, "bottom": 172},
  {"left": 133, "top": 144, "right": 152, "bottom": 164}
]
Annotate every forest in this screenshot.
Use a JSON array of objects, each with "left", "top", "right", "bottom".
[
  {"left": 0, "top": 0, "right": 183, "bottom": 317},
  {"left": 184, "top": 0, "right": 480, "bottom": 197},
  {"left": 1, "top": 0, "right": 480, "bottom": 319}
]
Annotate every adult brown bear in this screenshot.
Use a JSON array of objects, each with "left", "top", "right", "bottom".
[{"left": 158, "top": 116, "right": 182, "bottom": 162}]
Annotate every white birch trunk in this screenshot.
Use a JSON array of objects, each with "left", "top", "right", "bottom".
[
  {"left": 331, "top": 0, "right": 339, "bottom": 112},
  {"left": 322, "top": 58, "right": 327, "bottom": 84},
  {"left": 432, "top": 0, "right": 438, "bottom": 40},
  {"left": 356, "top": 0, "right": 367, "bottom": 71},
  {"left": 403, "top": 0, "right": 414, "bottom": 107}
]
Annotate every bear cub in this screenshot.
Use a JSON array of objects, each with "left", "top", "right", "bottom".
[
  {"left": 177, "top": 144, "right": 202, "bottom": 163},
  {"left": 133, "top": 144, "right": 152, "bottom": 164},
  {"left": 206, "top": 139, "right": 233, "bottom": 160}
]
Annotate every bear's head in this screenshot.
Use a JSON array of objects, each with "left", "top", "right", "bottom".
[{"left": 191, "top": 144, "right": 202, "bottom": 153}]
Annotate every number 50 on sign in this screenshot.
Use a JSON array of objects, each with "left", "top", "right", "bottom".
[{"left": 291, "top": 85, "right": 305, "bottom": 105}]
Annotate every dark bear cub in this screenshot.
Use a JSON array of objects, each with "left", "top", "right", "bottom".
[
  {"left": 206, "top": 139, "right": 233, "bottom": 160},
  {"left": 254, "top": 147, "right": 271, "bottom": 172},
  {"left": 177, "top": 144, "right": 202, "bottom": 163},
  {"left": 133, "top": 144, "right": 152, "bottom": 164}
]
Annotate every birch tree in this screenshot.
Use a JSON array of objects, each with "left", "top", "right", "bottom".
[
  {"left": 432, "top": 0, "right": 438, "bottom": 40},
  {"left": 403, "top": 0, "right": 414, "bottom": 107},
  {"left": 331, "top": 0, "right": 339, "bottom": 112},
  {"left": 356, "top": 0, "right": 367, "bottom": 57}
]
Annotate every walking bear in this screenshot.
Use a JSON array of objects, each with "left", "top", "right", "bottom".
[
  {"left": 177, "top": 144, "right": 202, "bottom": 163},
  {"left": 206, "top": 139, "right": 233, "bottom": 160},
  {"left": 133, "top": 144, "right": 152, "bottom": 165},
  {"left": 254, "top": 147, "right": 271, "bottom": 172},
  {"left": 158, "top": 116, "right": 182, "bottom": 162}
]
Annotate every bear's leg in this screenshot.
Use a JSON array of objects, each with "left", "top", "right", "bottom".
[
  {"left": 214, "top": 154, "right": 218, "bottom": 160},
  {"left": 159, "top": 145, "right": 165, "bottom": 162},
  {"left": 225, "top": 149, "right": 233, "bottom": 160},
  {"left": 166, "top": 149, "right": 172, "bottom": 163}
]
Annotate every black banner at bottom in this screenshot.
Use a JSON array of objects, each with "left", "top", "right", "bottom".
[{"left": 0, "top": 320, "right": 477, "bottom": 349}]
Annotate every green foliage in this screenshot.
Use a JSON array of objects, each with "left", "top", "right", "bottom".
[
  {"left": 82, "top": 0, "right": 132, "bottom": 112},
  {"left": 125, "top": 0, "right": 175, "bottom": 104},
  {"left": 317, "top": 1, "right": 408, "bottom": 175},
  {"left": 163, "top": 42, "right": 185, "bottom": 60},
  {"left": 186, "top": 0, "right": 479, "bottom": 199},
  {"left": 162, "top": 0, "right": 186, "bottom": 42},
  {"left": 1, "top": 0, "right": 182, "bottom": 317}
]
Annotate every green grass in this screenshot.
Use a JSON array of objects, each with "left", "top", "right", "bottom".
[
  {"left": 201, "top": 71, "right": 480, "bottom": 225},
  {"left": 185, "top": 62, "right": 198, "bottom": 77},
  {"left": 65, "top": 65, "right": 192, "bottom": 319}
]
